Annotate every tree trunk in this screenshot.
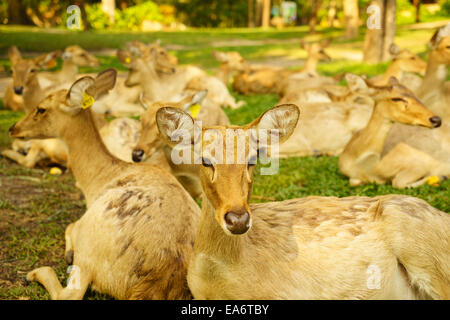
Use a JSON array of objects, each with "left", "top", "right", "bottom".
[
  {"left": 102, "top": 0, "right": 115, "bottom": 25},
  {"left": 7, "top": 0, "right": 32, "bottom": 25},
  {"left": 344, "top": 0, "right": 359, "bottom": 38},
  {"left": 363, "top": 0, "right": 396, "bottom": 63},
  {"left": 248, "top": 0, "right": 255, "bottom": 27},
  {"left": 255, "top": 0, "right": 263, "bottom": 26},
  {"left": 309, "top": 0, "right": 322, "bottom": 34},
  {"left": 382, "top": 0, "right": 396, "bottom": 61},
  {"left": 261, "top": 0, "right": 271, "bottom": 28},
  {"left": 413, "top": 0, "right": 420, "bottom": 23}
]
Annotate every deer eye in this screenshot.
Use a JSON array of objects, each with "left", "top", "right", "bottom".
[
  {"left": 202, "top": 157, "right": 213, "bottom": 168},
  {"left": 37, "top": 108, "right": 46, "bottom": 114},
  {"left": 391, "top": 98, "right": 405, "bottom": 102}
]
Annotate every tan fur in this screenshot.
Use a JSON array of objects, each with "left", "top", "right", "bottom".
[
  {"left": 11, "top": 70, "right": 200, "bottom": 300},
  {"left": 156, "top": 105, "right": 450, "bottom": 300},
  {"left": 339, "top": 78, "right": 443, "bottom": 188}
]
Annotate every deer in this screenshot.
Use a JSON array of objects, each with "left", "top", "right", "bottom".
[
  {"left": 131, "top": 90, "right": 229, "bottom": 197},
  {"left": 155, "top": 104, "right": 450, "bottom": 299},
  {"left": 339, "top": 77, "right": 444, "bottom": 188},
  {"left": 211, "top": 51, "right": 250, "bottom": 85},
  {"left": 366, "top": 44, "right": 426, "bottom": 91},
  {"left": 4, "top": 46, "right": 60, "bottom": 111},
  {"left": 8, "top": 69, "right": 200, "bottom": 300},
  {"left": 38, "top": 45, "right": 100, "bottom": 88},
  {"left": 232, "top": 39, "right": 334, "bottom": 95}
]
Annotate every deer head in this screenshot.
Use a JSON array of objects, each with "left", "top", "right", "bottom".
[
  {"left": 118, "top": 44, "right": 176, "bottom": 87},
  {"left": 9, "top": 46, "right": 60, "bottom": 95},
  {"left": 388, "top": 44, "right": 427, "bottom": 75},
  {"left": 156, "top": 104, "right": 299, "bottom": 235},
  {"left": 429, "top": 23, "right": 450, "bottom": 65},
  {"left": 301, "top": 38, "right": 332, "bottom": 63},
  {"left": 131, "top": 90, "right": 208, "bottom": 163},
  {"left": 371, "top": 77, "right": 441, "bottom": 128},
  {"left": 212, "top": 51, "right": 250, "bottom": 72},
  {"left": 62, "top": 45, "right": 100, "bottom": 67},
  {"left": 9, "top": 69, "right": 117, "bottom": 140}
]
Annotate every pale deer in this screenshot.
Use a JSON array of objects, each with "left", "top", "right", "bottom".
[
  {"left": 212, "top": 50, "right": 250, "bottom": 85},
  {"left": 4, "top": 46, "right": 60, "bottom": 111},
  {"left": 38, "top": 45, "right": 100, "bottom": 88},
  {"left": 9, "top": 69, "right": 200, "bottom": 299},
  {"left": 339, "top": 77, "right": 443, "bottom": 188},
  {"left": 131, "top": 90, "right": 229, "bottom": 197},
  {"left": 155, "top": 104, "right": 450, "bottom": 299},
  {"left": 366, "top": 44, "right": 426, "bottom": 91}
]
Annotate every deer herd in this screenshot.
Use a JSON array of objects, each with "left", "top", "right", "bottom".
[{"left": 1, "top": 23, "right": 450, "bottom": 300}]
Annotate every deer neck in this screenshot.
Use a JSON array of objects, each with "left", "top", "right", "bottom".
[
  {"left": 381, "top": 61, "right": 403, "bottom": 83},
  {"left": 60, "top": 59, "right": 78, "bottom": 79},
  {"left": 195, "top": 194, "right": 243, "bottom": 263},
  {"left": 141, "top": 64, "right": 164, "bottom": 101},
  {"left": 23, "top": 77, "right": 45, "bottom": 110},
  {"left": 420, "top": 51, "right": 448, "bottom": 95},
  {"left": 60, "top": 109, "right": 128, "bottom": 205},
  {"left": 303, "top": 56, "right": 319, "bottom": 72},
  {"left": 215, "top": 64, "right": 233, "bottom": 84},
  {"left": 352, "top": 102, "right": 395, "bottom": 158}
]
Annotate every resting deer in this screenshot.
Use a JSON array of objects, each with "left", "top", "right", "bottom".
[
  {"left": 366, "top": 44, "right": 426, "bottom": 91},
  {"left": 339, "top": 77, "right": 444, "bottom": 188},
  {"left": 155, "top": 104, "right": 450, "bottom": 299},
  {"left": 38, "top": 45, "right": 100, "bottom": 88},
  {"left": 212, "top": 51, "right": 250, "bottom": 85},
  {"left": 4, "top": 46, "right": 60, "bottom": 111},
  {"left": 232, "top": 39, "right": 333, "bottom": 95},
  {"left": 9, "top": 69, "right": 200, "bottom": 299},
  {"left": 131, "top": 90, "right": 229, "bottom": 197}
]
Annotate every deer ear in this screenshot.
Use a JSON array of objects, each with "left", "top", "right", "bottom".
[
  {"left": 156, "top": 107, "right": 195, "bottom": 147},
  {"left": 212, "top": 51, "right": 229, "bottom": 62},
  {"left": 8, "top": 46, "right": 22, "bottom": 65},
  {"left": 389, "top": 43, "right": 400, "bottom": 56},
  {"left": 63, "top": 77, "right": 96, "bottom": 115},
  {"left": 95, "top": 68, "right": 116, "bottom": 98},
  {"left": 34, "top": 51, "right": 61, "bottom": 69},
  {"left": 388, "top": 76, "right": 400, "bottom": 86},
  {"left": 253, "top": 104, "right": 300, "bottom": 143},
  {"left": 346, "top": 73, "right": 369, "bottom": 93}
]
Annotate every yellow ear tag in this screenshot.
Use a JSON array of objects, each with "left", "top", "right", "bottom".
[
  {"left": 49, "top": 167, "right": 62, "bottom": 175},
  {"left": 189, "top": 104, "right": 201, "bottom": 119},
  {"left": 82, "top": 92, "right": 95, "bottom": 109},
  {"left": 427, "top": 176, "right": 440, "bottom": 186},
  {"left": 125, "top": 57, "right": 131, "bottom": 64}
]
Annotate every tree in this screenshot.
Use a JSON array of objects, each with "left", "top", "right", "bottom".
[
  {"left": 343, "top": 0, "right": 359, "bottom": 38},
  {"left": 413, "top": 0, "right": 420, "bottom": 23},
  {"left": 261, "top": 0, "right": 271, "bottom": 28},
  {"left": 363, "top": 0, "right": 396, "bottom": 63},
  {"left": 102, "top": 0, "right": 116, "bottom": 25},
  {"left": 248, "top": 0, "right": 255, "bottom": 27},
  {"left": 8, "top": 0, "right": 33, "bottom": 25},
  {"left": 308, "top": 0, "right": 322, "bottom": 34}
]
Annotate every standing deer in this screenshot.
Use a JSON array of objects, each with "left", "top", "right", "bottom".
[
  {"left": 339, "top": 77, "right": 444, "bottom": 188},
  {"left": 156, "top": 104, "right": 450, "bottom": 299},
  {"left": 4, "top": 46, "right": 60, "bottom": 111},
  {"left": 9, "top": 69, "right": 200, "bottom": 299}
]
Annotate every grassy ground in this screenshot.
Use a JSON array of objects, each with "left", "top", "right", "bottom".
[{"left": 0, "top": 25, "right": 449, "bottom": 300}]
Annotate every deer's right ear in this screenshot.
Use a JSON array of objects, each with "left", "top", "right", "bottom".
[
  {"left": 8, "top": 46, "right": 22, "bottom": 65},
  {"left": 95, "top": 68, "right": 117, "bottom": 98},
  {"left": 389, "top": 43, "right": 400, "bottom": 56},
  {"left": 63, "top": 77, "right": 96, "bottom": 115},
  {"left": 346, "top": 73, "right": 369, "bottom": 93},
  {"left": 156, "top": 107, "right": 195, "bottom": 147},
  {"left": 253, "top": 104, "right": 300, "bottom": 143}
]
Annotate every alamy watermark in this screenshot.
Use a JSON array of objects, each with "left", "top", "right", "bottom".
[
  {"left": 67, "top": 5, "right": 81, "bottom": 30},
  {"left": 366, "top": 4, "right": 381, "bottom": 30}
]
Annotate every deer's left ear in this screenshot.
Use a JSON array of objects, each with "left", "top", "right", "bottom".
[
  {"left": 253, "top": 104, "right": 300, "bottom": 143},
  {"left": 156, "top": 107, "right": 196, "bottom": 147},
  {"left": 34, "top": 51, "right": 61, "bottom": 69}
]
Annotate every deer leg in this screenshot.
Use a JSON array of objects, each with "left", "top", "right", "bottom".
[
  {"left": 26, "top": 266, "right": 90, "bottom": 300},
  {"left": 1, "top": 145, "right": 44, "bottom": 168},
  {"left": 64, "top": 222, "right": 76, "bottom": 265}
]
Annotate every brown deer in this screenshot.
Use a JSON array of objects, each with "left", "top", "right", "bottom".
[
  {"left": 233, "top": 39, "right": 333, "bottom": 95},
  {"left": 339, "top": 77, "right": 443, "bottom": 188},
  {"left": 131, "top": 90, "right": 229, "bottom": 197},
  {"left": 366, "top": 44, "right": 426, "bottom": 90},
  {"left": 212, "top": 51, "right": 250, "bottom": 85},
  {"left": 9, "top": 69, "right": 200, "bottom": 299},
  {"left": 4, "top": 46, "right": 60, "bottom": 111},
  {"left": 156, "top": 104, "right": 450, "bottom": 299},
  {"left": 38, "top": 45, "right": 100, "bottom": 88}
]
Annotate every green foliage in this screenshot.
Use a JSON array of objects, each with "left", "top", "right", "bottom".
[
  {"left": 441, "top": 0, "right": 450, "bottom": 15},
  {"left": 114, "top": 1, "right": 163, "bottom": 31}
]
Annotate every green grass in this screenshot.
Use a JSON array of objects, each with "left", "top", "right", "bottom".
[{"left": 0, "top": 23, "right": 449, "bottom": 300}]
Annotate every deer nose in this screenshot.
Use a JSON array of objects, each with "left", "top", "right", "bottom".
[
  {"left": 9, "top": 123, "right": 16, "bottom": 134},
  {"left": 14, "top": 86, "right": 24, "bottom": 95},
  {"left": 224, "top": 211, "right": 250, "bottom": 235},
  {"left": 132, "top": 149, "right": 144, "bottom": 162},
  {"left": 171, "top": 67, "right": 176, "bottom": 73},
  {"left": 429, "top": 116, "right": 441, "bottom": 128}
]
